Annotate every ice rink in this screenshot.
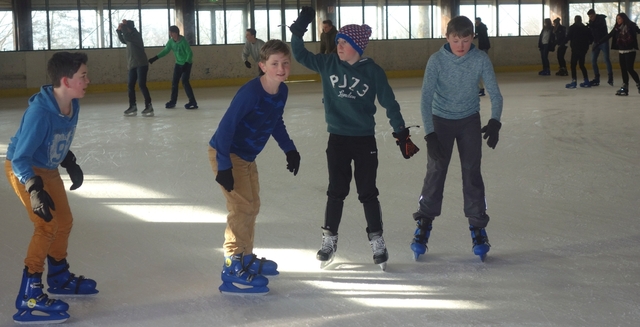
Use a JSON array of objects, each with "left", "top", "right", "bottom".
[{"left": 0, "top": 72, "right": 639, "bottom": 326}]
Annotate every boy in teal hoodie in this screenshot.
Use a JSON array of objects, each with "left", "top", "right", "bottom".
[
  {"left": 5, "top": 52, "right": 97, "bottom": 324},
  {"left": 411, "top": 16, "right": 503, "bottom": 262},
  {"left": 149, "top": 25, "right": 198, "bottom": 109},
  {"left": 290, "top": 6, "right": 419, "bottom": 271}
]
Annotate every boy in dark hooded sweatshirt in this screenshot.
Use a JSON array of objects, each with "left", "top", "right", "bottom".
[
  {"left": 117, "top": 19, "right": 153, "bottom": 116},
  {"left": 411, "top": 16, "right": 503, "bottom": 262},
  {"left": 289, "top": 6, "right": 419, "bottom": 270},
  {"left": 587, "top": 9, "right": 613, "bottom": 86},
  {"left": 5, "top": 52, "right": 97, "bottom": 324}
]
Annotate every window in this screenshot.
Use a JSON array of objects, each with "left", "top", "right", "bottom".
[{"left": 0, "top": 10, "right": 14, "bottom": 51}]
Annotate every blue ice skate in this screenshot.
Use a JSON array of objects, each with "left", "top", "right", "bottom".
[
  {"left": 14, "top": 268, "right": 70, "bottom": 324},
  {"left": 410, "top": 218, "right": 432, "bottom": 261},
  {"left": 219, "top": 256, "right": 269, "bottom": 295},
  {"left": 242, "top": 253, "right": 279, "bottom": 276},
  {"left": 469, "top": 226, "right": 491, "bottom": 262},
  {"left": 47, "top": 256, "right": 98, "bottom": 295}
]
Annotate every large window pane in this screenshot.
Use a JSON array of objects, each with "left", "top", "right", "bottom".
[
  {"left": 268, "top": 8, "right": 283, "bottom": 41},
  {"left": 141, "top": 9, "right": 170, "bottom": 46},
  {"left": 197, "top": 10, "right": 213, "bottom": 45},
  {"left": 109, "top": 4, "right": 138, "bottom": 48},
  {"left": 50, "top": 10, "right": 80, "bottom": 49},
  {"left": 388, "top": 5, "right": 409, "bottom": 39},
  {"left": 0, "top": 10, "right": 14, "bottom": 51},
  {"left": 339, "top": 6, "right": 363, "bottom": 27},
  {"left": 520, "top": 4, "right": 542, "bottom": 36},
  {"left": 568, "top": 2, "right": 591, "bottom": 26},
  {"left": 410, "top": 4, "right": 433, "bottom": 39},
  {"left": 363, "top": 4, "right": 381, "bottom": 40},
  {"left": 226, "top": 10, "right": 244, "bottom": 44},
  {"left": 498, "top": 4, "right": 519, "bottom": 36},
  {"left": 476, "top": 4, "right": 496, "bottom": 37},
  {"left": 593, "top": 2, "right": 620, "bottom": 31}
]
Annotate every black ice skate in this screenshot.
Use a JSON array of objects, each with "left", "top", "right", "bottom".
[
  {"left": 368, "top": 230, "right": 388, "bottom": 271},
  {"left": 317, "top": 228, "right": 338, "bottom": 269}
]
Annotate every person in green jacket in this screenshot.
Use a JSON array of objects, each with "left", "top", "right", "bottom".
[{"left": 148, "top": 25, "right": 198, "bottom": 109}]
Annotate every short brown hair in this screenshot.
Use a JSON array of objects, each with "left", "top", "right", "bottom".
[
  {"left": 446, "top": 16, "right": 474, "bottom": 38},
  {"left": 259, "top": 39, "right": 291, "bottom": 63},
  {"left": 47, "top": 52, "right": 88, "bottom": 87}
]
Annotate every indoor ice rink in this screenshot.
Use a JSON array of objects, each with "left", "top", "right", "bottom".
[{"left": 1, "top": 71, "right": 639, "bottom": 326}]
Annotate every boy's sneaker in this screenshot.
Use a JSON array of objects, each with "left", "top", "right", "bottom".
[
  {"left": 368, "top": 230, "right": 388, "bottom": 271},
  {"left": 141, "top": 104, "right": 154, "bottom": 117},
  {"left": 165, "top": 101, "right": 176, "bottom": 109},
  {"left": 184, "top": 102, "right": 198, "bottom": 110},
  {"left": 123, "top": 105, "right": 137, "bottom": 116}
]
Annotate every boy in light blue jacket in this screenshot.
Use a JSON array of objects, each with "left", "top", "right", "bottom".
[
  {"left": 411, "top": 16, "right": 503, "bottom": 262},
  {"left": 5, "top": 52, "right": 97, "bottom": 324}
]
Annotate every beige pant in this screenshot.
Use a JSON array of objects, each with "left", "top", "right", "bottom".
[
  {"left": 5, "top": 160, "right": 73, "bottom": 274},
  {"left": 208, "top": 147, "right": 260, "bottom": 257}
]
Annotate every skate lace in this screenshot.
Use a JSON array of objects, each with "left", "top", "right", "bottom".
[
  {"left": 471, "top": 229, "right": 491, "bottom": 247},
  {"left": 370, "top": 237, "right": 386, "bottom": 256}
]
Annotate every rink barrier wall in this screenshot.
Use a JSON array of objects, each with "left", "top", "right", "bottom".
[{"left": 0, "top": 36, "right": 622, "bottom": 99}]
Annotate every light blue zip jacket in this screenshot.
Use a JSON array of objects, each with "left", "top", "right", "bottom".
[{"left": 6, "top": 85, "right": 79, "bottom": 184}]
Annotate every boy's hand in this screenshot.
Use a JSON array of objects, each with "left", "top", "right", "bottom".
[
  {"left": 290, "top": 6, "right": 315, "bottom": 37},
  {"left": 244, "top": 61, "right": 252, "bottom": 68},
  {"left": 216, "top": 169, "right": 234, "bottom": 192},
  {"left": 60, "top": 150, "right": 83, "bottom": 190},
  {"left": 148, "top": 56, "right": 158, "bottom": 64},
  {"left": 25, "top": 176, "right": 56, "bottom": 222},
  {"left": 425, "top": 133, "right": 445, "bottom": 161},
  {"left": 481, "top": 119, "right": 502, "bottom": 149},
  {"left": 392, "top": 128, "right": 419, "bottom": 159},
  {"left": 285, "top": 150, "right": 301, "bottom": 176}
]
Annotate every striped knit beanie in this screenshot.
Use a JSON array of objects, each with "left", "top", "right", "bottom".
[{"left": 335, "top": 24, "right": 372, "bottom": 55}]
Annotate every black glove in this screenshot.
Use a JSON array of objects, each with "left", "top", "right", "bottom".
[
  {"left": 148, "top": 56, "right": 158, "bottom": 64},
  {"left": 25, "top": 176, "right": 56, "bottom": 222},
  {"left": 244, "top": 61, "right": 252, "bottom": 69},
  {"left": 425, "top": 132, "right": 445, "bottom": 161},
  {"left": 285, "top": 150, "right": 301, "bottom": 176},
  {"left": 290, "top": 6, "right": 315, "bottom": 37},
  {"left": 392, "top": 128, "right": 420, "bottom": 159},
  {"left": 480, "top": 119, "right": 502, "bottom": 149},
  {"left": 60, "top": 150, "right": 83, "bottom": 190},
  {"left": 216, "top": 169, "right": 234, "bottom": 192}
]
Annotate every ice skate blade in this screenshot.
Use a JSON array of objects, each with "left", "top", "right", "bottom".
[
  {"left": 48, "top": 288, "right": 99, "bottom": 296},
  {"left": 219, "top": 282, "right": 269, "bottom": 295},
  {"left": 142, "top": 113, "right": 154, "bottom": 117},
  {"left": 319, "top": 256, "right": 334, "bottom": 269},
  {"left": 14, "top": 309, "right": 70, "bottom": 324},
  {"left": 379, "top": 262, "right": 387, "bottom": 271}
]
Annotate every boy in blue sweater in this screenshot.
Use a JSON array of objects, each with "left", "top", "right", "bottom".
[
  {"left": 208, "top": 40, "right": 300, "bottom": 295},
  {"left": 5, "top": 52, "right": 97, "bottom": 324},
  {"left": 290, "top": 7, "right": 419, "bottom": 271},
  {"left": 411, "top": 16, "right": 503, "bottom": 262}
]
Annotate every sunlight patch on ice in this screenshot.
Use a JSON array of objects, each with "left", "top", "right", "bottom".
[
  {"left": 350, "top": 297, "right": 487, "bottom": 309},
  {"left": 106, "top": 204, "right": 227, "bottom": 223}
]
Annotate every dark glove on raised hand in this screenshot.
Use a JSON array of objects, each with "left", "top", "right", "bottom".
[
  {"left": 148, "top": 56, "right": 158, "bottom": 64},
  {"left": 60, "top": 150, "right": 83, "bottom": 190},
  {"left": 290, "top": 6, "right": 315, "bottom": 37},
  {"left": 25, "top": 176, "right": 56, "bottom": 222},
  {"left": 480, "top": 119, "right": 502, "bottom": 149},
  {"left": 285, "top": 150, "right": 301, "bottom": 176},
  {"left": 216, "top": 169, "right": 234, "bottom": 192},
  {"left": 392, "top": 128, "right": 420, "bottom": 159},
  {"left": 244, "top": 61, "right": 252, "bottom": 69},
  {"left": 425, "top": 132, "right": 445, "bottom": 161}
]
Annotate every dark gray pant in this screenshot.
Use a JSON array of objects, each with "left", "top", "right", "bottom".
[
  {"left": 414, "top": 113, "right": 489, "bottom": 228},
  {"left": 323, "top": 134, "right": 382, "bottom": 235}
]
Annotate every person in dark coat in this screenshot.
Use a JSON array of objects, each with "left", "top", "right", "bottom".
[
  {"left": 538, "top": 18, "right": 556, "bottom": 75},
  {"left": 553, "top": 18, "right": 568, "bottom": 76},
  {"left": 587, "top": 9, "right": 613, "bottom": 85},
  {"left": 475, "top": 17, "right": 491, "bottom": 96},
  {"left": 596, "top": 13, "right": 640, "bottom": 95},
  {"left": 565, "top": 15, "right": 593, "bottom": 88}
]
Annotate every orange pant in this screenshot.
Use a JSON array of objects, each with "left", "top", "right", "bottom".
[
  {"left": 5, "top": 160, "right": 73, "bottom": 274},
  {"left": 208, "top": 147, "right": 260, "bottom": 257}
]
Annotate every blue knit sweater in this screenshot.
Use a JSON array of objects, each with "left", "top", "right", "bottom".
[{"left": 420, "top": 43, "right": 503, "bottom": 134}]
